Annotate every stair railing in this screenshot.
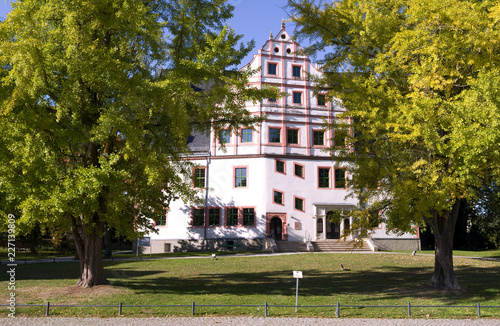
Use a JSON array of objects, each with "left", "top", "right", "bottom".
[{"left": 304, "top": 230, "right": 314, "bottom": 252}]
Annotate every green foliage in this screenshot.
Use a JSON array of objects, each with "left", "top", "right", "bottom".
[
  {"left": 0, "top": 0, "right": 278, "bottom": 242},
  {"left": 289, "top": 0, "right": 500, "bottom": 232},
  {"left": 289, "top": 0, "right": 500, "bottom": 289}
]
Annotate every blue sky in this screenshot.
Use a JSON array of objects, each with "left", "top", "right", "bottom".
[{"left": 0, "top": 0, "right": 319, "bottom": 68}]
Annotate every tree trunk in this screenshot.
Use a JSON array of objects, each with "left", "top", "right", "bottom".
[
  {"left": 71, "top": 214, "right": 109, "bottom": 288},
  {"left": 426, "top": 200, "right": 461, "bottom": 290}
]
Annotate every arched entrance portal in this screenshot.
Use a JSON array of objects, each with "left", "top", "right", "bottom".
[
  {"left": 266, "top": 213, "right": 287, "bottom": 241},
  {"left": 270, "top": 217, "right": 283, "bottom": 240}
]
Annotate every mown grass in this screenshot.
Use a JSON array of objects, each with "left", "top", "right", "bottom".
[
  {"left": 1, "top": 252, "right": 499, "bottom": 318},
  {"left": 389, "top": 248, "right": 500, "bottom": 258},
  {"left": 0, "top": 247, "right": 266, "bottom": 262}
]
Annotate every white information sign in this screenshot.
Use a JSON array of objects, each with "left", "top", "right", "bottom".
[{"left": 293, "top": 271, "right": 303, "bottom": 278}]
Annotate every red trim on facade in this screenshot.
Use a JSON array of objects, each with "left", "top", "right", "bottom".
[
  {"left": 266, "top": 212, "right": 288, "bottom": 241},
  {"left": 311, "top": 129, "right": 327, "bottom": 148},
  {"left": 224, "top": 206, "right": 240, "bottom": 228},
  {"left": 192, "top": 166, "right": 207, "bottom": 189},
  {"left": 154, "top": 209, "right": 168, "bottom": 228},
  {"left": 272, "top": 188, "right": 285, "bottom": 206},
  {"left": 317, "top": 166, "right": 332, "bottom": 190},
  {"left": 206, "top": 206, "right": 222, "bottom": 228},
  {"left": 294, "top": 195, "right": 306, "bottom": 212},
  {"left": 267, "top": 125, "right": 283, "bottom": 145},
  {"left": 334, "top": 167, "right": 348, "bottom": 190},
  {"left": 190, "top": 207, "right": 205, "bottom": 228},
  {"left": 293, "top": 162, "right": 305, "bottom": 179},
  {"left": 275, "top": 159, "right": 286, "bottom": 175},
  {"left": 233, "top": 165, "right": 249, "bottom": 189},
  {"left": 286, "top": 127, "right": 301, "bottom": 147},
  {"left": 241, "top": 206, "right": 257, "bottom": 228}
]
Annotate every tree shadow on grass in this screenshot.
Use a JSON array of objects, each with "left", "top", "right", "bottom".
[
  {"left": 2, "top": 261, "right": 164, "bottom": 283},
  {"left": 8, "top": 258, "right": 499, "bottom": 305},
  {"left": 104, "top": 264, "right": 499, "bottom": 304}
]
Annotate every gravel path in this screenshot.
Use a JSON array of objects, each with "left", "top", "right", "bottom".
[{"left": 1, "top": 317, "right": 500, "bottom": 326}]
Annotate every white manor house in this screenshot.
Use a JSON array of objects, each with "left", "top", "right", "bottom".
[{"left": 142, "top": 22, "right": 420, "bottom": 254}]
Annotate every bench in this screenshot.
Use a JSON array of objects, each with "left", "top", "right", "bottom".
[{"left": 219, "top": 244, "right": 242, "bottom": 252}]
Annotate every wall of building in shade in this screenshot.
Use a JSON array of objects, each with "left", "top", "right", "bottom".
[{"left": 144, "top": 22, "right": 419, "bottom": 254}]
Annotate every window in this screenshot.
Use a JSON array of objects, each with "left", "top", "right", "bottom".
[
  {"left": 295, "top": 197, "right": 304, "bottom": 212},
  {"left": 242, "top": 208, "right": 255, "bottom": 226},
  {"left": 318, "top": 168, "right": 331, "bottom": 188},
  {"left": 193, "top": 167, "right": 206, "bottom": 188},
  {"left": 268, "top": 63, "right": 277, "bottom": 75},
  {"left": 334, "top": 129, "right": 347, "bottom": 147},
  {"left": 317, "top": 94, "right": 326, "bottom": 106},
  {"left": 221, "top": 129, "right": 230, "bottom": 144},
  {"left": 276, "top": 160, "right": 285, "bottom": 174},
  {"left": 155, "top": 212, "right": 167, "bottom": 226},
  {"left": 273, "top": 190, "right": 284, "bottom": 205},
  {"left": 313, "top": 131, "right": 324, "bottom": 146},
  {"left": 226, "top": 208, "right": 239, "bottom": 227},
  {"left": 269, "top": 128, "right": 281, "bottom": 143},
  {"left": 268, "top": 97, "right": 277, "bottom": 103},
  {"left": 317, "top": 218, "right": 323, "bottom": 233},
  {"left": 292, "top": 92, "right": 302, "bottom": 104},
  {"left": 287, "top": 129, "right": 299, "bottom": 145},
  {"left": 344, "top": 218, "right": 350, "bottom": 230},
  {"left": 241, "top": 129, "right": 252, "bottom": 143},
  {"left": 292, "top": 66, "right": 301, "bottom": 78},
  {"left": 192, "top": 208, "right": 204, "bottom": 227},
  {"left": 294, "top": 163, "right": 304, "bottom": 178},
  {"left": 208, "top": 208, "right": 220, "bottom": 226},
  {"left": 235, "top": 167, "right": 247, "bottom": 188},
  {"left": 335, "top": 168, "right": 347, "bottom": 189}
]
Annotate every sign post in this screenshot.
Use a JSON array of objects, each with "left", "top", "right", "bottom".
[
  {"left": 138, "top": 237, "right": 151, "bottom": 257},
  {"left": 293, "top": 271, "right": 303, "bottom": 312}
]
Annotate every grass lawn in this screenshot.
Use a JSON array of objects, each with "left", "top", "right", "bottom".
[
  {"left": 0, "top": 247, "right": 265, "bottom": 262},
  {"left": 1, "top": 252, "right": 499, "bottom": 318},
  {"left": 389, "top": 248, "right": 500, "bottom": 259}
]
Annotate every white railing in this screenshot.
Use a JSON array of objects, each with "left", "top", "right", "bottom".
[{"left": 304, "top": 230, "right": 314, "bottom": 252}]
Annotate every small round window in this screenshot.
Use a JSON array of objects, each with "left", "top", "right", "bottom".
[
  {"left": 281, "top": 34, "right": 286, "bottom": 39},
  {"left": 286, "top": 48, "right": 291, "bottom": 54},
  {"left": 274, "top": 47, "right": 279, "bottom": 53}
]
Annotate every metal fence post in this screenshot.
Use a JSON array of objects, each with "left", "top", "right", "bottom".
[
  {"left": 192, "top": 301, "right": 195, "bottom": 315},
  {"left": 45, "top": 302, "right": 50, "bottom": 316},
  {"left": 265, "top": 302, "right": 268, "bottom": 317},
  {"left": 407, "top": 302, "right": 411, "bottom": 317},
  {"left": 336, "top": 301, "right": 340, "bottom": 317},
  {"left": 477, "top": 303, "right": 481, "bottom": 318},
  {"left": 118, "top": 302, "right": 122, "bottom": 316}
]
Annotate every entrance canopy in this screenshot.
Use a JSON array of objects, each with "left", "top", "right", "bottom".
[{"left": 313, "top": 204, "right": 356, "bottom": 241}]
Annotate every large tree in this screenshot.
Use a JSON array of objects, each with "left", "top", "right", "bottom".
[
  {"left": 288, "top": 0, "right": 500, "bottom": 290},
  {"left": 0, "top": 0, "right": 276, "bottom": 287}
]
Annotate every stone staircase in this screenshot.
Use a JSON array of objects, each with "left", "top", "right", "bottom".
[
  {"left": 276, "top": 241, "right": 309, "bottom": 253},
  {"left": 312, "top": 240, "right": 372, "bottom": 252}
]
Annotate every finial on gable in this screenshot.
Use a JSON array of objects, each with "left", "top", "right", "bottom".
[
  {"left": 281, "top": 19, "right": 286, "bottom": 30},
  {"left": 269, "top": 31, "right": 273, "bottom": 40}
]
